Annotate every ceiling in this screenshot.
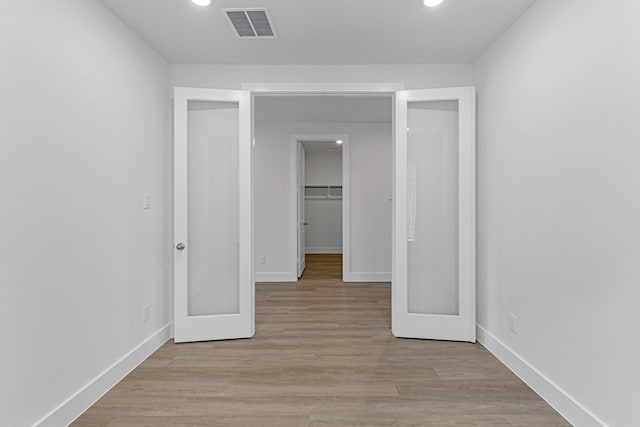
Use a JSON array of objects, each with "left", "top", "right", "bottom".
[{"left": 99, "top": 0, "right": 536, "bottom": 64}]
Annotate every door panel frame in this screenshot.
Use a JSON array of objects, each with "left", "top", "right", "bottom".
[
  {"left": 173, "top": 87, "right": 254, "bottom": 343},
  {"left": 392, "top": 87, "right": 476, "bottom": 342}
]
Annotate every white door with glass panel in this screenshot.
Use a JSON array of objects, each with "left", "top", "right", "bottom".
[
  {"left": 393, "top": 87, "right": 476, "bottom": 342},
  {"left": 173, "top": 87, "right": 253, "bottom": 343}
]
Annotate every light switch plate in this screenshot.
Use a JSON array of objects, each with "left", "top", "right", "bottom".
[
  {"left": 509, "top": 313, "right": 519, "bottom": 333},
  {"left": 142, "top": 305, "right": 150, "bottom": 322},
  {"left": 142, "top": 193, "right": 151, "bottom": 210}
]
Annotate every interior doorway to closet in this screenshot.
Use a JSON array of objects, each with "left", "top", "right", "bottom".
[
  {"left": 296, "top": 137, "right": 345, "bottom": 280},
  {"left": 253, "top": 95, "right": 393, "bottom": 284}
]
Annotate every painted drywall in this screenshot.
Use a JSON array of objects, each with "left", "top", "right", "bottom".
[
  {"left": 306, "top": 151, "right": 342, "bottom": 186},
  {"left": 0, "top": 1, "right": 171, "bottom": 425},
  {"left": 474, "top": 0, "right": 640, "bottom": 425},
  {"left": 258, "top": 97, "right": 392, "bottom": 123},
  {"left": 170, "top": 64, "right": 473, "bottom": 90},
  {"left": 305, "top": 151, "right": 343, "bottom": 253},
  {"left": 254, "top": 122, "right": 392, "bottom": 281}
]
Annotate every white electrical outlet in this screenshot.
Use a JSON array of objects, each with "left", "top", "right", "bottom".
[
  {"left": 259, "top": 256, "right": 266, "bottom": 264},
  {"left": 142, "top": 305, "right": 150, "bottom": 322},
  {"left": 509, "top": 313, "right": 518, "bottom": 333}
]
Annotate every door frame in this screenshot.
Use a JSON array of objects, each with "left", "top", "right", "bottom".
[
  {"left": 289, "top": 133, "right": 350, "bottom": 281},
  {"left": 245, "top": 82, "right": 404, "bottom": 285}
]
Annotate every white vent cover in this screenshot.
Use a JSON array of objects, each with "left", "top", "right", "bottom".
[{"left": 222, "top": 8, "right": 277, "bottom": 39}]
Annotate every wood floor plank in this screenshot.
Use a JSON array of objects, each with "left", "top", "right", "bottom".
[{"left": 73, "top": 254, "right": 568, "bottom": 426}]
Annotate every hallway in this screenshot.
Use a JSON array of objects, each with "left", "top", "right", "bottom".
[{"left": 74, "top": 258, "right": 567, "bottom": 426}]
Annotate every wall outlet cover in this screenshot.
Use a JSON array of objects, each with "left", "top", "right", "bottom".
[{"left": 509, "top": 313, "right": 518, "bottom": 333}]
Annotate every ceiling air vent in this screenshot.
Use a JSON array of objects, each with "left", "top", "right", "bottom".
[{"left": 223, "top": 8, "right": 277, "bottom": 39}]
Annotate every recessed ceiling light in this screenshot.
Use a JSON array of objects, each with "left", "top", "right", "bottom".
[
  {"left": 336, "top": 140, "right": 343, "bottom": 145},
  {"left": 423, "top": 0, "right": 444, "bottom": 7},
  {"left": 191, "top": 0, "right": 211, "bottom": 6}
]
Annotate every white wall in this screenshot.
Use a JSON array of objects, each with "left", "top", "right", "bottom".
[
  {"left": 0, "top": 1, "right": 171, "bottom": 425},
  {"left": 306, "top": 151, "right": 342, "bottom": 186},
  {"left": 254, "top": 122, "right": 392, "bottom": 281},
  {"left": 474, "top": 1, "right": 640, "bottom": 425},
  {"left": 305, "top": 151, "right": 342, "bottom": 253},
  {"left": 170, "top": 64, "right": 473, "bottom": 89}
]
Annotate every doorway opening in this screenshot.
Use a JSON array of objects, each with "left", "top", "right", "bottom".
[
  {"left": 295, "top": 137, "right": 346, "bottom": 281},
  {"left": 252, "top": 94, "right": 393, "bottom": 284}
]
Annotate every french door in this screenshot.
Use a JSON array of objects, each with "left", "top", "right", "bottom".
[
  {"left": 173, "top": 85, "right": 475, "bottom": 343},
  {"left": 173, "top": 87, "right": 253, "bottom": 343},
  {"left": 392, "top": 87, "right": 476, "bottom": 342}
]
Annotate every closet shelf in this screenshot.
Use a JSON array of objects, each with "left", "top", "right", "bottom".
[{"left": 305, "top": 185, "right": 342, "bottom": 200}]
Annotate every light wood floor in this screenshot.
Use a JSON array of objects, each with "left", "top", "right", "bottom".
[
  {"left": 74, "top": 254, "right": 568, "bottom": 426},
  {"left": 301, "top": 253, "right": 343, "bottom": 280}
]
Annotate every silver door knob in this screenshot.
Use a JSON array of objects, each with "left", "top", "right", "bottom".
[{"left": 176, "top": 243, "right": 185, "bottom": 251}]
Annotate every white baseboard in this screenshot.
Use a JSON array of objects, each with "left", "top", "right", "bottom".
[
  {"left": 477, "top": 325, "right": 607, "bottom": 427},
  {"left": 35, "top": 323, "right": 173, "bottom": 427},
  {"left": 305, "top": 247, "right": 343, "bottom": 254},
  {"left": 343, "top": 272, "right": 391, "bottom": 282},
  {"left": 255, "top": 272, "right": 297, "bottom": 282}
]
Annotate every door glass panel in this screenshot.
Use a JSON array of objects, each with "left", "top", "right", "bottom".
[
  {"left": 187, "top": 100, "right": 239, "bottom": 316},
  {"left": 407, "top": 100, "right": 459, "bottom": 315}
]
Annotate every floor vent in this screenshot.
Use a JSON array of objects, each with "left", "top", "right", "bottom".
[{"left": 223, "top": 8, "right": 277, "bottom": 38}]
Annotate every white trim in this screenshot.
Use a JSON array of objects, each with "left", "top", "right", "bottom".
[
  {"left": 305, "top": 247, "right": 343, "bottom": 254},
  {"left": 35, "top": 324, "right": 172, "bottom": 427},
  {"left": 344, "top": 272, "right": 391, "bottom": 282},
  {"left": 242, "top": 82, "right": 404, "bottom": 93},
  {"left": 255, "top": 272, "right": 297, "bottom": 282},
  {"left": 477, "top": 326, "right": 608, "bottom": 427},
  {"left": 290, "top": 133, "right": 350, "bottom": 282}
]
